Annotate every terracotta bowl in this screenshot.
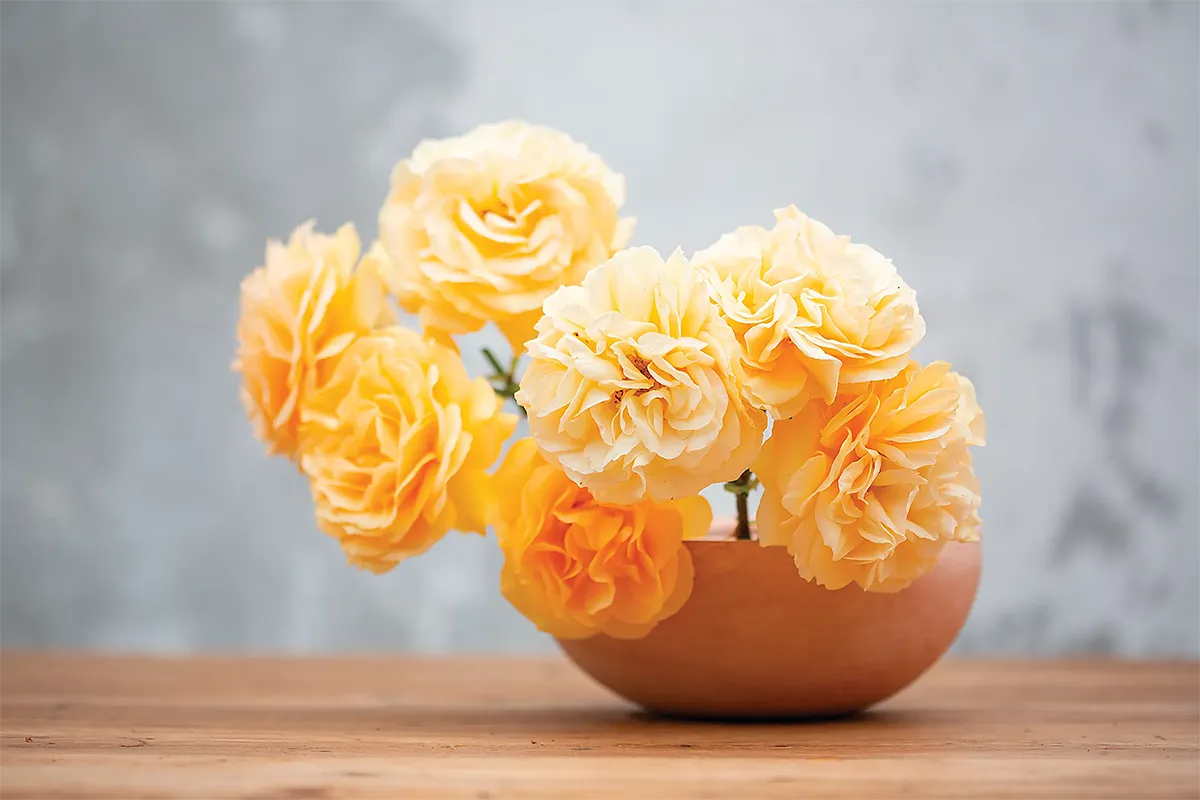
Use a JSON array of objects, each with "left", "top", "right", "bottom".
[{"left": 557, "top": 536, "right": 981, "bottom": 720}]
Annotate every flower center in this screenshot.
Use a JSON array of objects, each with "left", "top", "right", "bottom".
[
  {"left": 628, "top": 353, "right": 654, "bottom": 382},
  {"left": 612, "top": 352, "right": 664, "bottom": 403}
]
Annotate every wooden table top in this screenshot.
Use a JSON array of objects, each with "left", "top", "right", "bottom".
[{"left": 1, "top": 654, "right": 1196, "bottom": 799}]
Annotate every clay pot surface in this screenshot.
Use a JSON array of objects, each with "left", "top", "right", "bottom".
[{"left": 558, "top": 537, "right": 981, "bottom": 720}]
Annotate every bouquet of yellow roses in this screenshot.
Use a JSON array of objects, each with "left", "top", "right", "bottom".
[{"left": 235, "top": 121, "right": 985, "bottom": 648}]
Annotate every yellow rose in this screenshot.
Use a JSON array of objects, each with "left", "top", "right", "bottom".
[
  {"left": 378, "top": 120, "right": 635, "bottom": 351},
  {"left": 494, "top": 438, "right": 711, "bottom": 639},
  {"left": 516, "top": 246, "right": 767, "bottom": 505},
  {"left": 755, "top": 360, "right": 984, "bottom": 592},
  {"left": 952, "top": 372, "right": 987, "bottom": 446},
  {"left": 298, "top": 327, "right": 517, "bottom": 573},
  {"left": 234, "top": 222, "right": 389, "bottom": 458},
  {"left": 694, "top": 206, "right": 925, "bottom": 420}
]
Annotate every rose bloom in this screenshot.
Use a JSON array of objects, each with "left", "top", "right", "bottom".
[
  {"left": 516, "top": 246, "right": 767, "bottom": 505},
  {"left": 693, "top": 206, "right": 925, "bottom": 420},
  {"left": 298, "top": 327, "right": 517, "bottom": 573},
  {"left": 234, "top": 222, "right": 389, "bottom": 458},
  {"left": 378, "top": 120, "right": 634, "bottom": 351},
  {"left": 755, "top": 360, "right": 985, "bottom": 593},
  {"left": 951, "top": 372, "right": 987, "bottom": 447},
  {"left": 494, "top": 438, "right": 711, "bottom": 639}
]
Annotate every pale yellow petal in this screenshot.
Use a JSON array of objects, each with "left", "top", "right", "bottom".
[
  {"left": 379, "top": 121, "right": 630, "bottom": 347},
  {"left": 519, "top": 246, "right": 765, "bottom": 504},
  {"left": 694, "top": 205, "right": 924, "bottom": 420}
]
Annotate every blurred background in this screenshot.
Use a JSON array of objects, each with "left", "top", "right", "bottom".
[{"left": 2, "top": 1, "right": 1196, "bottom": 656}]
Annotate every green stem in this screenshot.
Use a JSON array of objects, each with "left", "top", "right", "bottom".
[
  {"left": 483, "top": 347, "right": 527, "bottom": 417},
  {"left": 735, "top": 489, "right": 750, "bottom": 541},
  {"left": 482, "top": 347, "right": 507, "bottom": 377},
  {"left": 724, "top": 469, "right": 758, "bottom": 540}
]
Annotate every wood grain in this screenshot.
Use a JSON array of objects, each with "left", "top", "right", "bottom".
[{"left": 1, "top": 654, "right": 1196, "bottom": 799}]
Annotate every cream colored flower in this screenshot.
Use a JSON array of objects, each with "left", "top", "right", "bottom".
[
  {"left": 494, "top": 438, "right": 711, "bottom": 639},
  {"left": 298, "top": 327, "right": 517, "bottom": 573},
  {"left": 694, "top": 206, "right": 925, "bottom": 420},
  {"left": 234, "top": 222, "right": 389, "bottom": 458},
  {"left": 378, "top": 121, "right": 634, "bottom": 351},
  {"left": 755, "top": 361, "right": 984, "bottom": 592},
  {"left": 516, "top": 246, "right": 767, "bottom": 505}
]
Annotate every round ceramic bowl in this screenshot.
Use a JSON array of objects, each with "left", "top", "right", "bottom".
[{"left": 557, "top": 536, "right": 981, "bottom": 720}]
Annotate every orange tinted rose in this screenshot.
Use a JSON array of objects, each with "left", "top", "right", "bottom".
[{"left": 494, "top": 438, "right": 711, "bottom": 638}]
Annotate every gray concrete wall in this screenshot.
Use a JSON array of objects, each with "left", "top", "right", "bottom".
[{"left": 2, "top": 1, "right": 1197, "bottom": 655}]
